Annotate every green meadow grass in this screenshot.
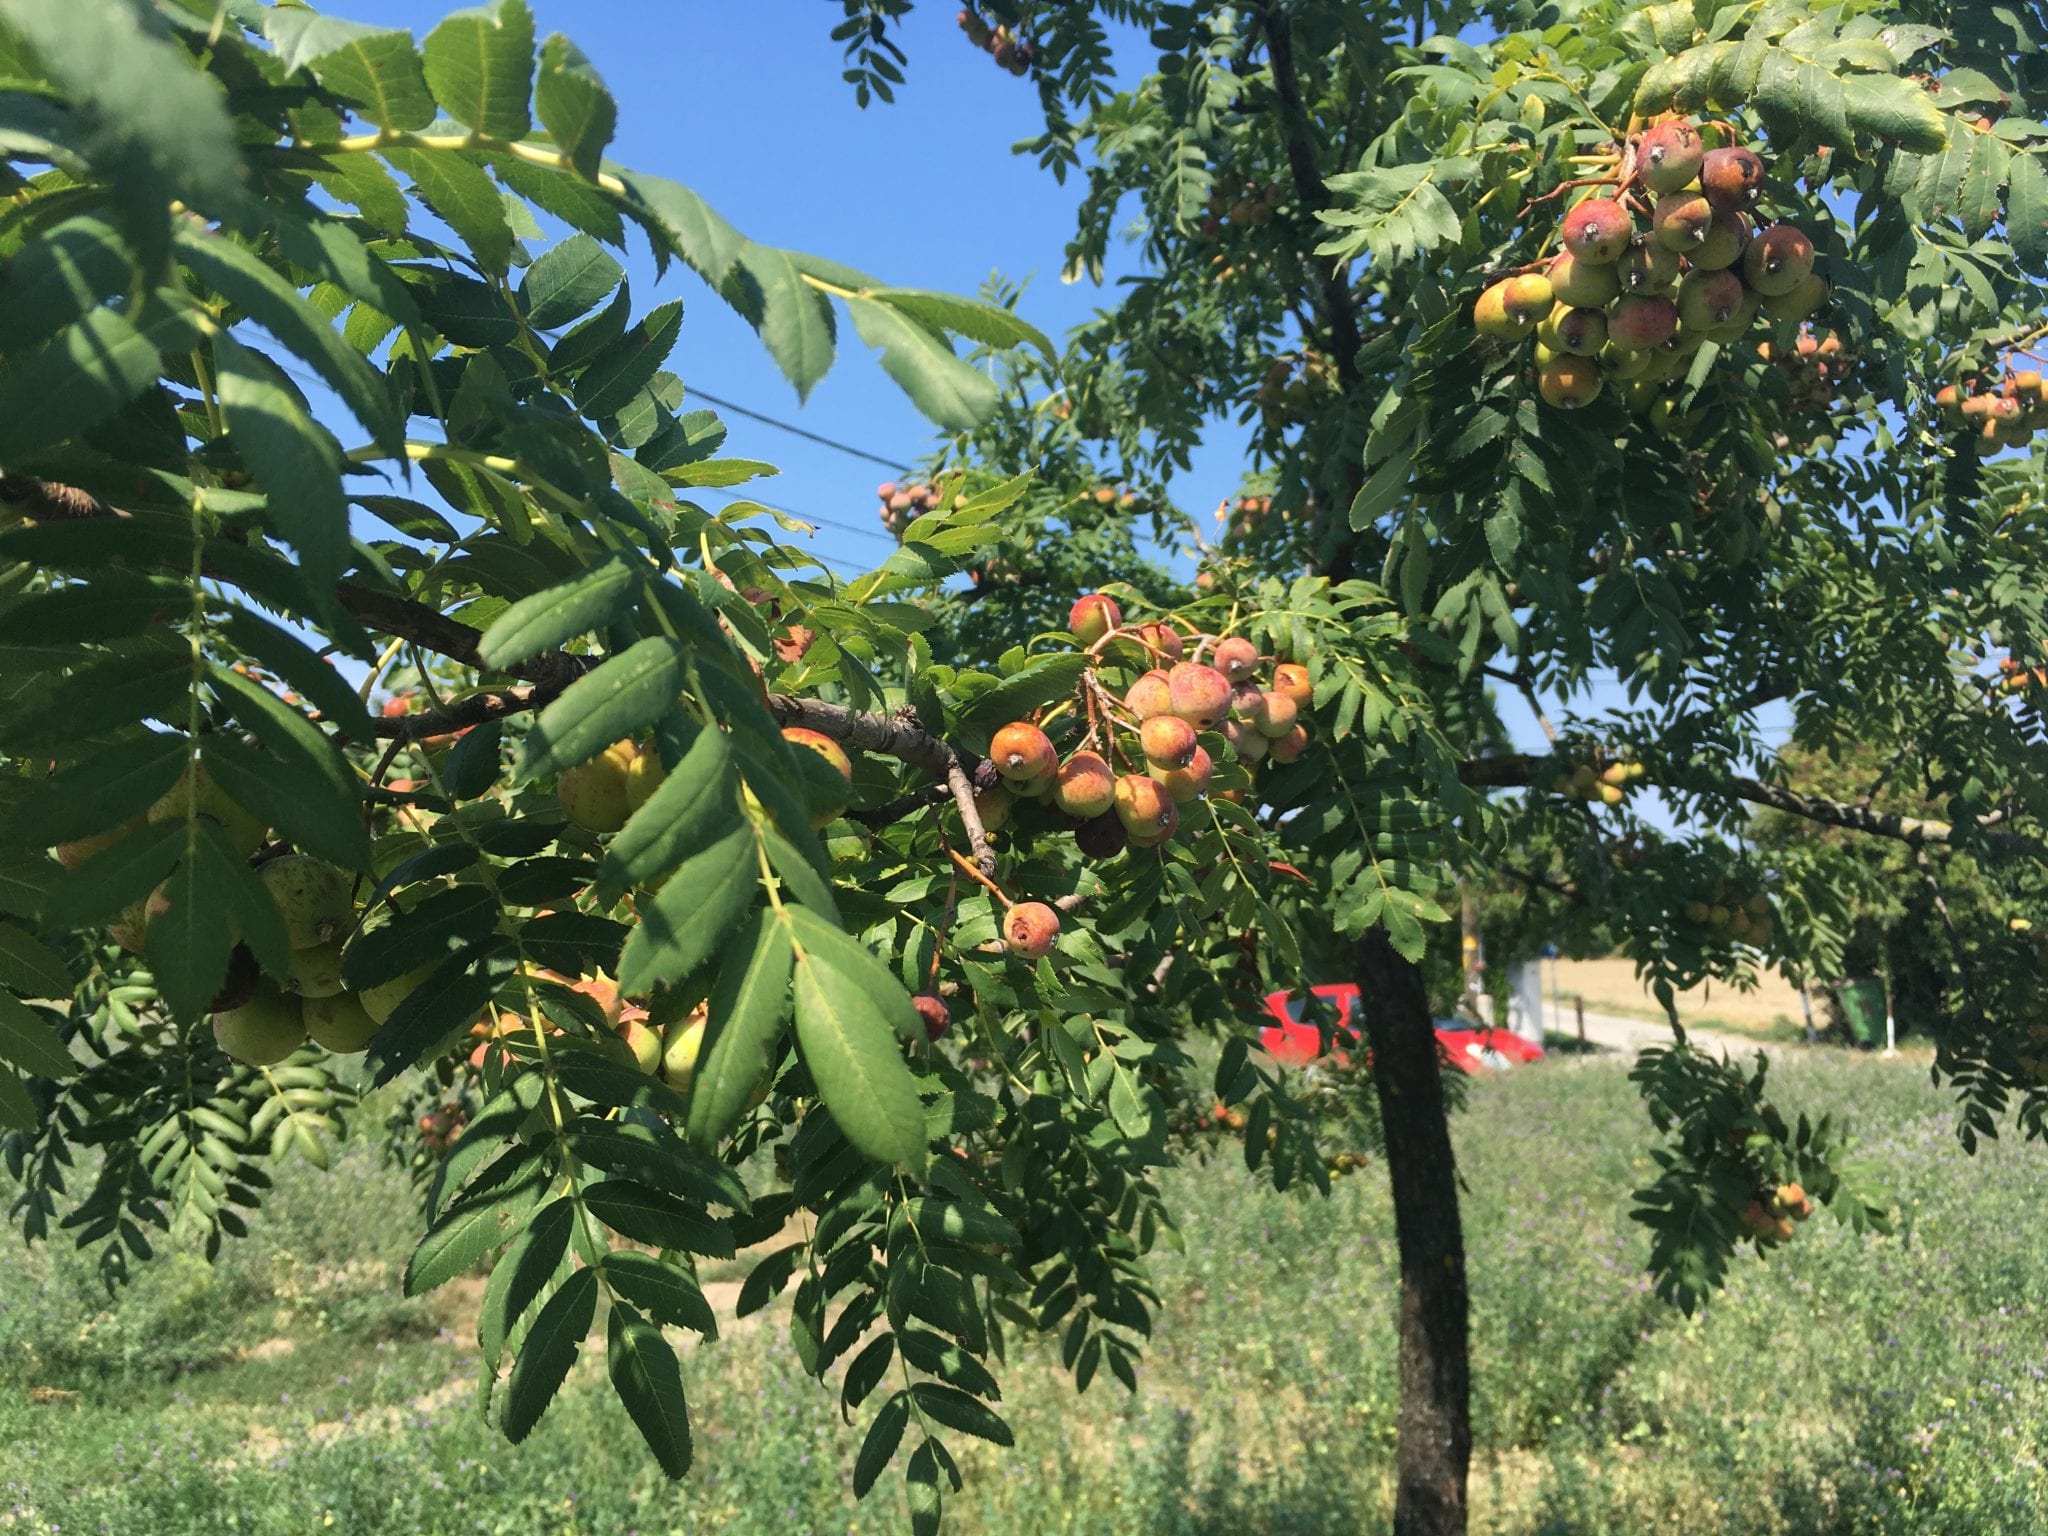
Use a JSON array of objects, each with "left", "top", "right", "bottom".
[{"left": 4, "top": 1051, "right": 2044, "bottom": 1535}]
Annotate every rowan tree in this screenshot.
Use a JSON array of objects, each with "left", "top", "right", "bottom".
[{"left": 0, "top": 4, "right": 2043, "bottom": 1536}]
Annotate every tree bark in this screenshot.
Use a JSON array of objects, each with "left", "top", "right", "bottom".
[{"left": 1355, "top": 926, "right": 1471, "bottom": 1536}]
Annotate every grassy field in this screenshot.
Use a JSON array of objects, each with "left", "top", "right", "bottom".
[
  {"left": 5, "top": 1051, "right": 2046, "bottom": 1534},
  {"left": 1550, "top": 954, "right": 1812, "bottom": 1039}
]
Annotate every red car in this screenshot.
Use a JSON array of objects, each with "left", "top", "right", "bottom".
[{"left": 1259, "top": 984, "right": 1545, "bottom": 1073}]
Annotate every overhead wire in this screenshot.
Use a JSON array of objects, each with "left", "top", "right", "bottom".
[{"left": 686, "top": 386, "right": 918, "bottom": 475}]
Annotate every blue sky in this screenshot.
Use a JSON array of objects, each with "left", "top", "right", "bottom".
[{"left": 314, "top": 1, "right": 1788, "bottom": 801}]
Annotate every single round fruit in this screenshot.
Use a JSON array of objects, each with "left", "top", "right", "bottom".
[
  {"left": 1652, "top": 191, "right": 1713, "bottom": 251},
  {"left": 1700, "top": 145, "right": 1766, "bottom": 210},
  {"left": 1257, "top": 691, "right": 1298, "bottom": 738},
  {"left": 912, "top": 993, "right": 951, "bottom": 1042},
  {"left": 1538, "top": 355, "right": 1605, "bottom": 408},
  {"left": 624, "top": 748, "right": 667, "bottom": 813},
  {"left": 1227, "top": 720, "right": 1269, "bottom": 762},
  {"left": 619, "top": 1017, "right": 662, "bottom": 1075},
  {"left": 1622, "top": 239, "right": 1680, "bottom": 293},
  {"left": 1151, "top": 745, "right": 1212, "bottom": 803},
  {"left": 214, "top": 982, "right": 306, "bottom": 1066},
  {"left": 1139, "top": 715, "right": 1199, "bottom": 769},
  {"left": 1268, "top": 724, "right": 1311, "bottom": 764},
  {"left": 1637, "top": 118, "right": 1705, "bottom": 193},
  {"left": 1168, "top": 663, "right": 1233, "bottom": 729},
  {"left": 989, "top": 721, "right": 1057, "bottom": 782},
  {"left": 285, "top": 940, "right": 347, "bottom": 999},
  {"left": 1691, "top": 208, "right": 1752, "bottom": 270},
  {"left": 1742, "top": 224, "right": 1815, "bottom": 297},
  {"left": 1547, "top": 251, "right": 1621, "bottom": 309},
  {"left": 1501, "top": 271, "right": 1555, "bottom": 322},
  {"left": 1125, "top": 670, "right": 1173, "bottom": 718},
  {"left": 1761, "top": 270, "right": 1828, "bottom": 321},
  {"left": 259, "top": 855, "right": 354, "bottom": 950},
  {"left": 1211, "top": 636, "right": 1260, "bottom": 683},
  {"left": 782, "top": 727, "right": 853, "bottom": 782},
  {"left": 1474, "top": 280, "right": 1534, "bottom": 339},
  {"left": 1272, "top": 663, "right": 1312, "bottom": 709},
  {"left": 149, "top": 763, "right": 267, "bottom": 856},
  {"left": 1113, "top": 773, "right": 1177, "bottom": 840},
  {"left": 662, "top": 1017, "right": 705, "bottom": 1092},
  {"left": 304, "top": 990, "right": 379, "bottom": 1053},
  {"left": 1608, "top": 294, "right": 1680, "bottom": 351},
  {"left": 1543, "top": 305, "right": 1609, "bottom": 356},
  {"left": 1069, "top": 592, "right": 1121, "bottom": 644},
  {"left": 973, "top": 784, "right": 1013, "bottom": 831},
  {"left": 1053, "top": 751, "right": 1117, "bottom": 818},
  {"left": 1560, "top": 198, "right": 1633, "bottom": 264},
  {"left": 557, "top": 740, "right": 637, "bottom": 832},
  {"left": 360, "top": 961, "right": 437, "bottom": 1026},
  {"left": 1003, "top": 901, "right": 1061, "bottom": 959},
  {"left": 1073, "top": 811, "right": 1128, "bottom": 860},
  {"left": 1133, "top": 621, "right": 1183, "bottom": 661},
  {"left": 1676, "top": 268, "right": 1747, "bottom": 330}
]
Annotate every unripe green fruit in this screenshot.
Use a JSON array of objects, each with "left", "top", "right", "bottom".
[
  {"left": 1677, "top": 268, "right": 1746, "bottom": 330},
  {"left": 286, "top": 940, "right": 347, "bottom": 999},
  {"left": 1690, "top": 209, "right": 1751, "bottom": 271},
  {"left": 305, "top": 990, "right": 379, "bottom": 1053},
  {"left": 1651, "top": 191, "right": 1712, "bottom": 251},
  {"left": 1622, "top": 239, "right": 1680, "bottom": 293},
  {"left": 662, "top": 1017, "right": 705, "bottom": 1092},
  {"left": 214, "top": 982, "right": 306, "bottom": 1066},
  {"left": 1474, "top": 281, "right": 1535, "bottom": 339},
  {"left": 1499, "top": 272, "right": 1555, "bottom": 322},
  {"left": 1599, "top": 342, "right": 1653, "bottom": 380},
  {"left": 1540, "top": 305, "right": 1608, "bottom": 356},
  {"left": 619, "top": 1018, "right": 662, "bottom": 1075},
  {"left": 1761, "top": 271, "right": 1828, "bottom": 321},
  {"left": 149, "top": 764, "right": 267, "bottom": 857},
  {"left": 360, "top": 961, "right": 438, "bottom": 1025},
  {"left": 1546, "top": 251, "right": 1621, "bottom": 309},
  {"left": 624, "top": 749, "right": 667, "bottom": 813},
  {"left": 557, "top": 741, "right": 636, "bottom": 833},
  {"left": 259, "top": 855, "right": 354, "bottom": 950},
  {"left": 1743, "top": 225, "right": 1815, "bottom": 297}
]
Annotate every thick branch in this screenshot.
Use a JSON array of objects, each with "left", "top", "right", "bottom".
[
  {"left": 1459, "top": 752, "right": 2041, "bottom": 857},
  {"left": 373, "top": 684, "right": 562, "bottom": 742},
  {"left": 766, "top": 695, "right": 997, "bottom": 878},
  {"left": 1, "top": 470, "right": 589, "bottom": 691},
  {"left": 1255, "top": 1, "right": 1364, "bottom": 388}
]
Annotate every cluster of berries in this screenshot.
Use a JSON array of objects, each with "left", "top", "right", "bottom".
[
  {"left": 957, "top": 8, "right": 1031, "bottom": 73},
  {"left": 1935, "top": 365, "right": 2048, "bottom": 456},
  {"left": 1475, "top": 118, "right": 1825, "bottom": 420}
]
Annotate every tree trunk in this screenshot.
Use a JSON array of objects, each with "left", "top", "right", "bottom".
[{"left": 1355, "top": 925, "right": 1471, "bottom": 1536}]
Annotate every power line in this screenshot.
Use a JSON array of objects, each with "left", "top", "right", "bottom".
[
  {"left": 687, "top": 386, "right": 915, "bottom": 475},
  {"left": 691, "top": 486, "right": 900, "bottom": 548}
]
